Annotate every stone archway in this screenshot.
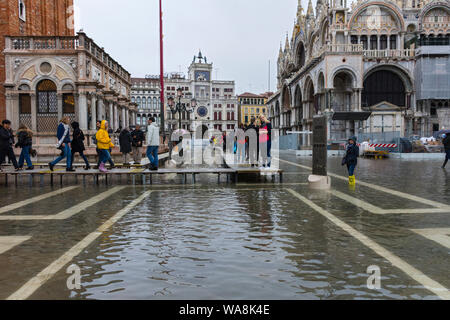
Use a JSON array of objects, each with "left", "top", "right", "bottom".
[{"left": 362, "top": 69, "right": 406, "bottom": 108}]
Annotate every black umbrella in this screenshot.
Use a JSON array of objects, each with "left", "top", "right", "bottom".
[{"left": 434, "top": 130, "right": 450, "bottom": 138}]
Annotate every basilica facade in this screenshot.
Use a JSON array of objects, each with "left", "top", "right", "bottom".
[{"left": 268, "top": 0, "right": 450, "bottom": 146}]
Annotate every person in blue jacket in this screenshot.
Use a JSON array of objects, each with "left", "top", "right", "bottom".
[
  {"left": 48, "top": 117, "right": 75, "bottom": 172},
  {"left": 342, "top": 136, "right": 359, "bottom": 185}
]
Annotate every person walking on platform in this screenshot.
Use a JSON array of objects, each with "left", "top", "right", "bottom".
[
  {"left": 94, "top": 120, "right": 115, "bottom": 169},
  {"left": 96, "top": 120, "right": 114, "bottom": 173},
  {"left": 49, "top": 117, "right": 74, "bottom": 172},
  {"left": 237, "top": 124, "right": 246, "bottom": 164},
  {"left": 131, "top": 125, "right": 145, "bottom": 165},
  {"left": 71, "top": 122, "right": 90, "bottom": 170},
  {"left": 119, "top": 127, "right": 133, "bottom": 166},
  {"left": 16, "top": 124, "right": 34, "bottom": 171},
  {"left": 442, "top": 134, "right": 450, "bottom": 169},
  {"left": 0, "top": 120, "right": 19, "bottom": 172},
  {"left": 246, "top": 118, "right": 259, "bottom": 167},
  {"left": 258, "top": 114, "right": 272, "bottom": 168},
  {"left": 342, "top": 136, "right": 359, "bottom": 185},
  {"left": 146, "top": 117, "right": 160, "bottom": 171}
]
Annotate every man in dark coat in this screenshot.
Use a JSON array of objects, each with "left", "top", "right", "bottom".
[
  {"left": 442, "top": 134, "right": 450, "bottom": 169},
  {"left": 119, "top": 128, "right": 133, "bottom": 165},
  {"left": 0, "top": 120, "right": 19, "bottom": 171},
  {"left": 71, "top": 122, "right": 91, "bottom": 170},
  {"left": 131, "top": 125, "right": 145, "bottom": 164}
]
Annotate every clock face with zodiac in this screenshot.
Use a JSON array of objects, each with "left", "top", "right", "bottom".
[
  {"left": 197, "top": 106, "right": 208, "bottom": 118},
  {"left": 195, "top": 71, "right": 210, "bottom": 82}
]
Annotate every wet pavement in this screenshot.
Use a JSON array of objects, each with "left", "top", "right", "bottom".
[{"left": 0, "top": 152, "right": 449, "bottom": 300}]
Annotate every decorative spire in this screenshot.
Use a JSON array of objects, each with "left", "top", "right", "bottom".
[
  {"left": 306, "top": 0, "right": 314, "bottom": 18},
  {"left": 285, "top": 33, "right": 290, "bottom": 51},
  {"left": 297, "top": 0, "right": 304, "bottom": 19}
]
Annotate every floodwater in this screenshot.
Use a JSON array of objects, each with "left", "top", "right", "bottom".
[{"left": 0, "top": 153, "right": 449, "bottom": 300}]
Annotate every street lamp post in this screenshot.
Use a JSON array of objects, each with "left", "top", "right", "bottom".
[
  {"left": 167, "top": 88, "right": 196, "bottom": 131},
  {"left": 167, "top": 88, "right": 197, "bottom": 158}
]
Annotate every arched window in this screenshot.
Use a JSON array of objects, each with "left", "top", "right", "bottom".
[
  {"left": 36, "top": 79, "right": 58, "bottom": 132},
  {"left": 370, "top": 35, "right": 377, "bottom": 50},
  {"left": 153, "top": 97, "right": 158, "bottom": 110},
  {"left": 136, "top": 97, "right": 141, "bottom": 108},
  {"left": 142, "top": 97, "right": 146, "bottom": 109},
  {"left": 360, "top": 35, "right": 368, "bottom": 50},
  {"left": 19, "top": 0, "right": 26, "bottom": 21},
  {"left": 390, "top": 35, "right": 397, "bottom": 49},
  {"left": 380, "top": 35, "right": 387, "bottom": 50},
  {"left": 37, "top": 80, "right": 57, "bottom": 114}
]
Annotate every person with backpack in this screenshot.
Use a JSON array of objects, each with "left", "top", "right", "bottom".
[
  {"left": 71, "top": 122, "right": 91, "bottom": 170},
  {"left": 16, "top": 124, "right": 34, "bottom": 170},
  {"left": 0, "top": 120, "right": 19, "bottom": 172},
  {"left": 49, "top": 117, "right": 74, "bottom": 172},
  {"left": 94, "top": 120, "right": 115, "bottom": 169},
  {"left": 96, "top": 120, "right": 115, "bottom": 173},
  {"left": 442, "top": 134, "right": 450, "bottom": 169},
  {"left": 119, "top": 127, "right": 133, "bottom": 166},
  {"left": 342, "top": 136, "right": 360, "bottom": 185},
  {"left": 131, "top": 125, "right": 145, "bottom": 165}
]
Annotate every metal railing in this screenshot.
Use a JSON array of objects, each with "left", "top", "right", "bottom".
[{"left": 363, "top": 49, "right": 415, "bottom": 59}]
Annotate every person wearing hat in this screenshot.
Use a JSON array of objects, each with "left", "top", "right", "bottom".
[
  {"left": 342, "top": 136, "right": 360, "bottom": 185},
  {"left": 442, "top": 134, "right": 450, "bottom": 169}
]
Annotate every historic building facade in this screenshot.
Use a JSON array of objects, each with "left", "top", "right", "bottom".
[
  {"left": 0, "top": 0, "right": 75, "bottom": 120},
  {"left": 268, "top": 0, "right": 450, "bottom": 146},
  {"left": 152, "top": 51, "right": 239, "bottom": 134},
  {"left": 3, "top": 32, "right": 136, "bottom": 145},
  {"left": 238, "top": 92, "right": 269, "bottom": 125},
  {"left": 131, "top": 76, "right": 161, "bottom": 127}
]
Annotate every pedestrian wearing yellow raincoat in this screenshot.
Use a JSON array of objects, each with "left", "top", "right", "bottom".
[{"left": 96, "top": 120, "right": 114, "bottom": 172}]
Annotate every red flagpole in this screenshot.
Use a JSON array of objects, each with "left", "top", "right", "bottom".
[{"left": 159, "top": 0, "right": 165, "bottom": 135}]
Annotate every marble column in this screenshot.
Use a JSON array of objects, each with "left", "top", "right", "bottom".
[
  {"left": 121, "top": 106, "right": 126, "bottom": 128},
  {"left": 6, "top": 93, "right": 19, "bottom": 130},
  {"left": 57, "top": 93, "right": 63, "bottom": 121},
  {"left": 30, "top": 93, "right": 37, "bottom": 132},
  {"left": 114, "top": 103, "right": 119, "bottom": 130},
  {"left": 97, "top": 97, "right": 104, "bottom": 121},
  {"left": 90, "top": 94, "right": 97, "bottom": 131},
  {"left": 77, "top": 92, "right": 88, "bottom": 131},
  {"left": 109, "top": 101, "right": 114, "bottom": 129}
]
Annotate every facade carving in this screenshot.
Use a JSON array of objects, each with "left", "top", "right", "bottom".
[
  {"left": 269, "top": 0, "right": 450, "bottom": 145},
  {"left": 3, "top": 32, "right": 137, "bottom": 145}
]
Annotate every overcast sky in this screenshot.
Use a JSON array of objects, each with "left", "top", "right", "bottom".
[{"left": 74, "top": 0, "right": 332, "bottom": 94}]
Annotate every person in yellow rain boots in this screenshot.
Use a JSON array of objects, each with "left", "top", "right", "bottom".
[{"left": 342, "top": 136, "right": 359, "bottom": 186}]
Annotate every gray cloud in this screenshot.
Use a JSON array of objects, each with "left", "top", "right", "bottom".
[{"left": 74, "top": 0, "right": 336, "bottom": 94}]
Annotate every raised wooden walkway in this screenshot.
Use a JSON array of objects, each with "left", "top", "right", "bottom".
[{"left": 0, "top": 167, "right": 283, "bottom": 187}]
